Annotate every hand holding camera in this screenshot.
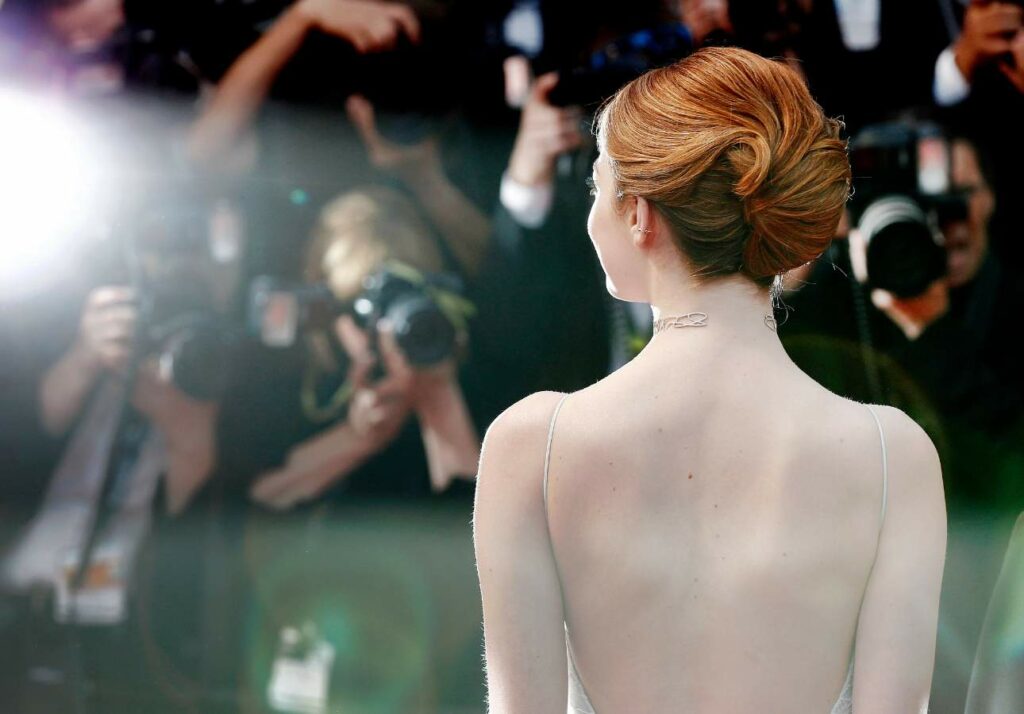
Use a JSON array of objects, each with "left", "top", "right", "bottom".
[
  {"left": 296, "top": 0, "right": 421, "bottom": 53},
  {"left": 40, "top": 286, "right": 138, "bottom": 437},
  {"left": 507, "top": 71, "right": 585, "bottom": 187},
  {"left": 337, "top": 312, "right": 460, "bottom": 458},
  {"left": 248, "top": 311, "right": 464, "bottom": 509},
  {"left": 336, "top": 314, "right": 415, "bottom": 449},
  {"left": 997, "top": 27, "right": 1024, "bottom": 91},
  {"left": 680, "top": 0, "right": 734, "bottom": 47},
  {"left": 343, "top": 93, "right": 491, "bottom": 277},
  {"left": 955, "top": 0, "right": 1023, "bottom": 81},
  {"left": 345, "top": 93, "right": 441, "bottom": 181},
  {"left": 73, "top": 286, "right": 137, "bottom": 375},
  {"left": 247, "top": 313, "right": 408, "bottom": 511}
]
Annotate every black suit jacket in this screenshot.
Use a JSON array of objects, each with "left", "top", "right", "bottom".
[
  {"left": 790, "top": 0, "right": 954, "bottom": 133},
  {"left": 462, "top": 173, "right": 612, "bottom": 429}
]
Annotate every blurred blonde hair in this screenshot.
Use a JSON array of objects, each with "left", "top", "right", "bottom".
[{"left": 305, "top": 185, "right": 445, "bottom": 299}]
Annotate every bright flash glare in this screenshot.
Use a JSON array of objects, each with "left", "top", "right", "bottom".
[{"left": 0, "top": 88, "right": 97, "bottom": 295}]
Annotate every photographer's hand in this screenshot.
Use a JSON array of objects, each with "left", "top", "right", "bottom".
[
  {"left": 338, "top": 315, "right": 414, "bottom": 448},
  {"left": 680, "top": 0, "right": 734, "bottom": 47},
  {"left": 376, "top": 320, "right": 480, "bottom": 492},
  {"left": 345, "top": 94, "right": 491, "bottom": 278},
  {"left": 506, "top": 72, "right": 584, "bottom": 188},
  {"left": 75, "top": 286, "right": 137, "bottom": 374},
  {"left": 871, "top": 279, "right": 951, "bottom": 342},
  {"left": 249, "top": 419, "right": 386, "bottom": 510},
  {"left": 39, "top": 286, "right": 136, "bottom": 437},
  {"left": 954, "top": 1, "right": 1023, "bottom": 81},
  {"left": 344, "top": 93, "right": 441, "bottom": 179},
  {"left": 374, "top": 318, "right": 457, "bottom": 399},
  {"left": 248, "top": 315, "right": 415, "bottom": 510},
  {"left": 997, "top": 29, "right": 1024, "bottom": 92},
  {"left": 188, "top": 0, "right": 419, "bottom": 172},
  {"left": 297, "top": 0, "right": 420, "bottom": 53}
]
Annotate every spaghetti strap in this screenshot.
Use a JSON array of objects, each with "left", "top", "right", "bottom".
[
  {"left": 827, "top": 405, "right": 891, "bottom": 714},
  {"left": 543, "top": 393, "right": 571, "bottom": 522},
  {"left": 864, "top": 404, "right": 888, "bottom": 532}
]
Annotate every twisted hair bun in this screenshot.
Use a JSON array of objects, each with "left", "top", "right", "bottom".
[{"left": 597, "top": 47, "right": 851, "bottom": 287}]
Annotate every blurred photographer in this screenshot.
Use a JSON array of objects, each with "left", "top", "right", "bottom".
[
  {"left": 0, "top": 200, "right": 246, "bottom": 709},
  {"left": 472, "top": 7, "right": 697, "bottom": 421},
  {"left": 248, "top": 180, "right": 481, "bottom": 509},
  {"left": 779, "top": 123, "right": 1024, "bottom": 507},
  {"left": 187, "top": 0, "right": 421, "bottom": 172},
  {"left": 2, "top": 191, "right": 243, "bottom": 584},
  {"left": 852, "top": 128, "right": 1023, "bottom": 419},
  {"left": 31, "top": 282, "right": 217, "bottom": 505},
  {"left": 476, "top": 64, "right": 614, "bottom": 406},
  {"left": 942, "top": 0, "right": 1023, "bottom": 94},
  {"left": 937, "top": 0, "right": 1024, "bottom": 268},
  {"left": 714, "top": 1, "right": 959, "bottom": 134}
]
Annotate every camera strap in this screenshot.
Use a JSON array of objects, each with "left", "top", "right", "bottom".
[
  {"left": 1, "top": 378, "right": 165, "bottom": 624},
  {"left": 379, "top": 259, "right": 477, "bottom": 334}
]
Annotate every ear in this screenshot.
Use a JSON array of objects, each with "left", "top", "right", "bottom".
[{"left": 632, "top": 196, "right": 656, "bottom": 247}]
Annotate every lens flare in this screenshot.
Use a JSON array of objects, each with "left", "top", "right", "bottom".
[{"left": 0, "top": 87, "right": 98, "bottom": 295}]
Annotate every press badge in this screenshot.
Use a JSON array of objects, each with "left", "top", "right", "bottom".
[
  {"left": 55, "top": 544, "right": 127, "bottom": 625},
  {"left": 267, "top": 623, "right": 335, "bottom": 714}
]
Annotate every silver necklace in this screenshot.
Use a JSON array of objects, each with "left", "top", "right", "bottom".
[
  {"left": 652, "top": 311, "right": 779, "bottom": 335},
  {"left": 652, "top": 312, "right": 708, "bottom": 334}
]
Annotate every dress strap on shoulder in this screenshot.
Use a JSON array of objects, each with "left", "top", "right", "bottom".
[
  {"left": 864, "top": 404, "right": 889, "bottom": 532},
  {"left": 543, "top": 393, "right": 571, "bottom": 520},
  {"left": 841, "top": 405, "right": 892, "bottom": 700}
]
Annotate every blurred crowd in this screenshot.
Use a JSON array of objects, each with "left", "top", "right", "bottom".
[{"left": 0, "top": 1, "right": 1023, "bottom": 712}]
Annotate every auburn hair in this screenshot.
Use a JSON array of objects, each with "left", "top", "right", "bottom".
[{"left": 596, "top": 46, "right": 851, "bottom": 289}]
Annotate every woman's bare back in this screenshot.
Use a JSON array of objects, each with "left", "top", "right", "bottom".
[
  {"left": 541, "top": 351, "right": 893, "bottom": 713},
  {"left": 474, "top": 46, "right": 946, "bottom": 714}
]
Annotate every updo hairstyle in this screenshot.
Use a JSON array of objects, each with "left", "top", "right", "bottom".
[{"left": 596, "top": 46, "right": 852, "bottom": 289}]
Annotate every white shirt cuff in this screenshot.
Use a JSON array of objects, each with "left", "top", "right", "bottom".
[
  {"left": 934, "top": 45, "right": 971, "bottom": 106},
  {"left": 499, "top": 171, "right": 554, "bottom": 229}
]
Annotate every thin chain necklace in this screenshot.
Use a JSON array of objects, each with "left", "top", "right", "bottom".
[{"left": 652, "top": 311, "right": 779, "bottom": 335}]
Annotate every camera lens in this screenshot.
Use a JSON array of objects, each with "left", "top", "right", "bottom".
[
  {"left": 859, "top": 195, "right": 946, "bottom": 299},
  {"left": 385, "top": 295, "right": 455, "bottom": 367},
  {"left": 161, "top": 319, "right": 232, "bottom": 402}
]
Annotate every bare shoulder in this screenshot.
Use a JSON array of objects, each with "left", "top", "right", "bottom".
[
  {"left": 484, "top": 391, "right": 568, "bottom": 446},
  {"left": 816, "top": 391, "right": 941, "bottom": 478},
  {"left": 476, "top": 391, "right": 568, "bottom": 495},
  {"left": 861, "top": 403, "right": 947, "bottom": 531},
  {"left": 866, "top": 404, "right": 943, "bottom": 487},
  {"left": 474, "top": 391, "right": 568, "bottom": 549}
]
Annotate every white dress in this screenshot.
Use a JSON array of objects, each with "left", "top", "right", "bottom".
[{"left": 542, "top": 394, "right": 889, "bottom": 714}]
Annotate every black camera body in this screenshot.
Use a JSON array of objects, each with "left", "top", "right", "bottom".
[
  {"left": 249, "top": 263, "right": 466, "bottom": 372},
  {"left": 136, "top": 289, "right": 233, "bottom": 403},
  {"left": 849, "top": 122, "right": 968, "bottom": 299},
  {"left": 131, "top": 201, "right": 237, "bottom": 402},
  {"left": 353, "top": 266, "right": 462, "bottom": 368}
]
